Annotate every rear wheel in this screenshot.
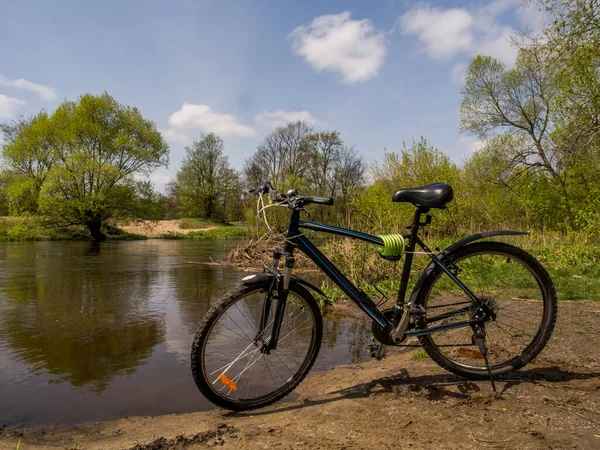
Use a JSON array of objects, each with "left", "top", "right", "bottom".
[
  {"left": 191, "top": 281, "right": 322, "bottom": 411},
  {"left": 416, "top": 241, "right": 557, "bottom": 378}
]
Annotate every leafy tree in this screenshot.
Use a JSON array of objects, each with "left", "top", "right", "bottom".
[
  {"left": 173, "top": 133, "right": 238, "bottom": 221},
  {"left": 4, "top": 93, "right": 169, "bottom": 240},
  {"left": 130, "top": 180, "right": 166, "bottom": 221},
  {"left": 361, "top": 138, "right": 460, "bottom": 235},
  {"left": 311, "top": 131, "right": 344, "bottom": 197},
  {"left": 1, "top": 114, "right": 56, "bottom": 214}
]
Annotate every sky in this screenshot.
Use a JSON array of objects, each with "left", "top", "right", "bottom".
[{"left": 0, "top": 0, "right": 547, "bottom": 190}]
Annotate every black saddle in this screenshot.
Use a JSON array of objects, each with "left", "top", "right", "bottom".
[{"left": 392, "top": 182, "right": 453, "bottom": 208}]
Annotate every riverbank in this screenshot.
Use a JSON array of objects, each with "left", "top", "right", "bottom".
[
  {"left": 1, "top": 300, "right": 599, "bottom": 450},
  {"left": 0, "top": 217, "right": 249, "bottom": 241}
]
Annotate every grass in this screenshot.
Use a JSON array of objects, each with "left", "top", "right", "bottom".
[
  {"left": 316, "top": 236, "right": 600, "bottom": 304},
  {"left": 0, "top": 217, "right": 146, "bottom": 241},
  {"left": 157, "top": 226, "right": 249, "bottom": 240},
  {"left": 411, "top": 350, "right": 429, "bottom": 361}
]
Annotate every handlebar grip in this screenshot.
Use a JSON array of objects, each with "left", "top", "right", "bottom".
[{"left": 304, "top": 196, "right": 334, "bottom": 206}]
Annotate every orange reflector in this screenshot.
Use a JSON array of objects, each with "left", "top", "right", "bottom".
[
  {"left": 218, "top": 374, "right": 238, "bottom": 391},
  {"left": 458, "top": 348, "right": 484, "bottom": 359}
]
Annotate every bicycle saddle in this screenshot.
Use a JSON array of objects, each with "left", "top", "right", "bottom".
[{"left": 392, "top": 182, "right": 453, "bottom": 208}]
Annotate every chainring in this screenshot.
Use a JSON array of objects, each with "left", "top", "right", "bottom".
[{"left": 371, "top": 308, "right": 401, "bottom": 346}]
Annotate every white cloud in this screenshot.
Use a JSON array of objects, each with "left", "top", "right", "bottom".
[
  {"left": 450, "top": 62, "right": 468, "bottom": 85},
  {"left": 163, "top": 103, "right": 255, "bottom": 144},
  {"left": 469, "top": 139, "right": 486, "bottom": 153},
  {"left": 255, "top": 110, "right": 320, "bottom": 127},
  {"left": 148, "top": 171, "right": 174, "bottom": 186},
  {"left": 0, "top": 94, "right": 27, "bottom": 119},
  {"left": 400, "top": 7, "right": 474, "bottom": 59},
  {"left": 400, "top": 2, "right": 531, "bottom": 82},
  {"left": 458, "top": 136, "right": 486, "bottom": 154},
  {"left": 289, "top": 11, "right": 387, "bottom": 84},
  {"left": 0, "top": 74, "right": 57, "bottom": 101},
  {"left": 477, "top": 26, "right": 517, "bottom": 65},
  {"left": 516, "top": 1, "right": 550, "bottom": 31}
]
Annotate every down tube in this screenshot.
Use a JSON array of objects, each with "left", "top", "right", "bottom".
[{"left": 295, "top": 235, "right": 388, "bottom": 328}]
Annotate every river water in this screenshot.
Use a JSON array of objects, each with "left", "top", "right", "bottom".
[{"left": 0, "top": 240, "right": 370, "bottom": 429}]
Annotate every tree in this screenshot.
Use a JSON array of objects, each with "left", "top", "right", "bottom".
[
  {"left": 4, "top": 93, "right": 169, "bottom": 240},
  {"left": 173, "top": 133, "right": 238, "bottom": 221},
  {"left": 334, "top": 145, "right": 367, "bottom": 223},
  {"left": 311, "top": 131, "right": 344, "bottom": 197},
  {"left": 244, "top": 121, "right": 314, "bottom": 189},
  {"left": 458, "top": 50, "right": 578, "bottom": 221},
  {"left": 1, "top": 114, "right": 56, "bottom": 214}
]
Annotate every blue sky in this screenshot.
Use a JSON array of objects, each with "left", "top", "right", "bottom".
[{"left": 0, "top": 0, "right": 546, "bottom": 189}]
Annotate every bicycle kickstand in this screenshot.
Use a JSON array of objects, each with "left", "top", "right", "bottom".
[{"left": 473, "top": 323, "right": 497, "bottom": 393}]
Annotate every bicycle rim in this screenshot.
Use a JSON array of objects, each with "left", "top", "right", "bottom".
[
  {"left": 418, "top": 242, "right": 555, "bottom": 373},
  {"left": 199, "top": 287, "right": 319, "bottom": 404}
]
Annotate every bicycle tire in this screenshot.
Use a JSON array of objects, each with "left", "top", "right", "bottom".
[
  {"left": 416, "top": 241, "right": 557, "bottom": 378},
  {"left": 191, "top": 281, "right": 323, "bottom": 411}
]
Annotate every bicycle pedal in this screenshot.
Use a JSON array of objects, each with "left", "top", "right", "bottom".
[{"left": 368, "top": 344, "right": 379, "bottom": 358}]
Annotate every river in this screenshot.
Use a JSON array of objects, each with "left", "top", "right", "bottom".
[{"left": 0, "top": 240, "right": 371, "bottom": 429}]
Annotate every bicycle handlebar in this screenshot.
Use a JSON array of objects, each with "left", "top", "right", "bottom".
[
  {"left": 250, "top": 180, "right": 334, "bottom": 207},
  {"left": 303, "top": 196, "right": 334, "bottom": 206}
]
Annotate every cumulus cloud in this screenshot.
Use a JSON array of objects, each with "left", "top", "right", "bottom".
[
  {"left": 0, "top": 74, "right": 57, "bottom": 100},
  {"left": 0, "top": 94, "right": 27, "bottom": 119},
  {"left": 289, "top": 11, "right": 387, "bottom": 83},
  {"left": 400, "top": 7, "right": 474, "bottom": 59},
  {"left": 399, "top": 1, "right": 535, "bottom": 68},
  {"left": 163, "top": 103, "right": 255, "bottom": 144},
  {"left": 255, "top": 110, "right": 320, "bottom": 127}
]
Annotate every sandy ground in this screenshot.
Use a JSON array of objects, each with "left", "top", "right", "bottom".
[
  {"left": 1, "top": 301, "right": 599, "bottom": 450},
  {"left": 118, "top": 220, "right": 218, "bottom": 238}
]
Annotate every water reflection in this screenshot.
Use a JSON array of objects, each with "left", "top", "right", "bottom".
[
  {"left": 0, "top": 242, "right": 164, "bottom": 392},
  {"left": 0, "top": 240, "right": 371, "bottom": 428}
]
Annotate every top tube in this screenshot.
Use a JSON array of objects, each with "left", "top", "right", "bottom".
[{"left": 297, "top": 221, "right": 384, "bottom": 246}]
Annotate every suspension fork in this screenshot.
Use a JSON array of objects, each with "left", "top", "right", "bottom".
[
  {"left": 265, "top": 247, "right": 294, "bottom": 352},
  {"left": 258, "top": 250, "right": 282, "bottom": 334}
]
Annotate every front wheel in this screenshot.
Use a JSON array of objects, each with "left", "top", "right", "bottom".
[
  {"left": 416, "top": 241, "right": 557, "bottom": 378},
  {"left": 191, "top": 281, "right": 323, "bottom": 411}
]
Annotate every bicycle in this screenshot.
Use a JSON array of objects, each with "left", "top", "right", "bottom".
[{"left": 191, "top": 180, "right": 557, "bottom": 411}]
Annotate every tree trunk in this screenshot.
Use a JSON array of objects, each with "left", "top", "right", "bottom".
[{"left": 86, "top": 219, "right": 106, "bottom": 241}]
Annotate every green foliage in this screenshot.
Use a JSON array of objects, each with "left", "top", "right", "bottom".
[
  {"left": 411, "top": 350, "right": 429, "bottom": 361},
  {"left": 172, "top": 133, "right": 240, "bottom": 222},
  {"left": 0, "top": 217, "right": 145, "bottom": 241},
  {"left": 353, "top": 138, "right": 460, "bottom": 236},
  {"left": 1, "top": 92, "right": 169, "bottom": 240}
]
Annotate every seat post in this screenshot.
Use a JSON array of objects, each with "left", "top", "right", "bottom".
[{"left": 396, "top": 206, "right": 429, "bottom": 306}]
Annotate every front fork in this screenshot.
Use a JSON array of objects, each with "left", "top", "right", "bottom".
[{"left": 258, "top": 249, "right": 293, "bottom": 353}]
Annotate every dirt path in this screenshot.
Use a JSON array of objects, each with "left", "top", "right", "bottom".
[{"left": 2, "top": 302, "right": 599, "bottom": 450}]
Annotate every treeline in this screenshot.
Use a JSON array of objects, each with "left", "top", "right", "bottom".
[
  {"left": 163, "top": 122, "right": 367, "bottom": 225},
  {"left": 1, "top": 0, "right": 599, "bottom": 241}
]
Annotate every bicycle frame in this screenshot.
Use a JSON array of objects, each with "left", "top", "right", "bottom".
[{"left": 279, "top": 206, "right": 479, "bottom": 340}]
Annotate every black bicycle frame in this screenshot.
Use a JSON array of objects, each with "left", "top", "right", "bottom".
[{"left": 282, "top": 207, "right": 478, "bottom": 339}]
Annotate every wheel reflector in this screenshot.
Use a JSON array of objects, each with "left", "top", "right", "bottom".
[
  {"left": 457, "top": 348, "right": 484, "bottom": 359},
  {"left": 218, "top": 374, "right": 238, "bottom": 390}
]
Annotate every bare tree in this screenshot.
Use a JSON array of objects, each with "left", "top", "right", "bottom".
[{"left": 244, "top": 121, "right": 314, "bottom": 189}]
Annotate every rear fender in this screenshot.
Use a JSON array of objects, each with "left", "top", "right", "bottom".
[{"left": 444, "top": 230, "right": 528, "bottom": 253}]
